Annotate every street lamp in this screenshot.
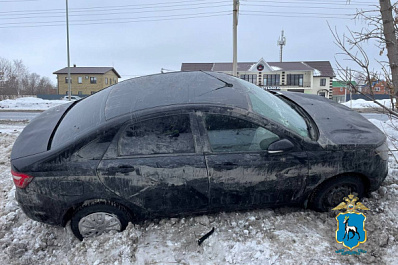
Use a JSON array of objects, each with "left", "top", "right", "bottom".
[{"left": 66, "top": 0, "right": 71, "bottom": 101}]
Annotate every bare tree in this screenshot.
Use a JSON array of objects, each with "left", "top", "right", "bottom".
[
  {"left": 332, "top": 1, "right": 398, "bottom": 116},
  {"left": 0, "top": 56, "right": 55, "bottom": 96}
]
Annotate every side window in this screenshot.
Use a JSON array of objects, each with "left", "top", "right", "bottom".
[
  {"left": 119, "top": 115, "right": 195, "bottom": 156},
  {"left": 205, "top": 114, "right": 280, "bottom": 152}
]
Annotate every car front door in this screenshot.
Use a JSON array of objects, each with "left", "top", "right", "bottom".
[
  {"left": 198, "top": 112, "right": 308, "bottom": 211},
  {"left": 97, "top": 113, "right": 209, "bottom": 215}
]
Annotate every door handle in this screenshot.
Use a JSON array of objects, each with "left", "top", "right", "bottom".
[{"left": 118, "top": 165, "right": 135, "bottom": 173}]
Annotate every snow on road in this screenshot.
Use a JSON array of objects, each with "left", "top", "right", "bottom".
[
  {"left": 0, "top": 99, "right": 398, "bottom": 264},
  {"left": 0, "top": 97, "right": 68, "bottom": 111}
]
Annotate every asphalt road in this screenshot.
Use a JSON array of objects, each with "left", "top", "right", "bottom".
[
  {"left": 361, "top": 113, "right": 390, "bottom": 122},
  {"left": 0, "top": 111, "right": 40, "bottom": 121}
]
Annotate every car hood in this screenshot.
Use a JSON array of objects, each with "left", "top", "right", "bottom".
[
  {"left": 11, "top": 102, "right": 73, "bottom": 160},
  {"left": 279, "top": 92, "right": 386, "bottom": 149}
]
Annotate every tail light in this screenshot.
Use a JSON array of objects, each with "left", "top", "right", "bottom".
[{"left": 11, "top": 170, "right": 34, "bottom": 188}]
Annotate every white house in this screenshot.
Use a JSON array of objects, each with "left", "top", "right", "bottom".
[{"left": 181, "top": 58, "right": 334, "bottom": 99}]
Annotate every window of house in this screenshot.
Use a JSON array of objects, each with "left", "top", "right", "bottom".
[
  {"left": 286, "top": 74, "right": 303, "bottom": 86},
  {"left": 375, "top": 87, "right": 380, "bottom": 92},
  {"left": 204, "top": 114, "right": 280, "bottom": 152},
  {"left": 110, "top": 79, "right": 112, "bottom": 85},
  {"left": 78, "top": 91, "right": 83, "bottom": 95},
  {"left": 263, "top": 74, "right": 280, "bottom": 86},
  {"left": 240, "top": 74, "right": 257, "bottom": 84},
  {"left": 340, "top": 87, "right": 344, "bottom": 92},
  {"left": 320, "top": 78, "right": 326, "bottom": 86},
  {"left": 78, "top": 76, "right": 82, "bottom": 84},
  {"left": 90, "top": 77, "right": 97, "bottom": 84},
  {"left": 65, "top": 77, "right": 72, "bottom": 83},
  {"left": 119, "top": 115, "right": 195, "bottom": 156},
  {"left": 105, "top": 78, "right": 108, "bottom": 85}
]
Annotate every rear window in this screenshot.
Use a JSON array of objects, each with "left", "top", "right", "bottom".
[{"left": 51, "top": 88, "right": 112, "bottom": 149}]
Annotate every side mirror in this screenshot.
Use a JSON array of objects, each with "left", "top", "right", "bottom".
[{"left": 267, "top": 139, "right": 294, "bottom": 154}]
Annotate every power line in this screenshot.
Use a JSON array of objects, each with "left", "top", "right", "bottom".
[
  {"left": 242, "top": 10, "right": 354, "bottom": 17},
  {"left": 0, "top": 0, "right": 229, "bottom": 14},
  {"left": 0, "top": 0, "right": 39, "bottom": 2},
  {"left": 0, "top": 4, "right": 230, "bottom": 20},
  {"left": 0, "top": 12, "right": 230, "bottom": 29},
  {"left": 240, "top": 12, "right": 352, "bottom": 20},
  {"left": 246, "top": 0, "right": 377, "bottom": 6},
  {"left": 243, "top": 3, "right": 370, "bottom": 11}
]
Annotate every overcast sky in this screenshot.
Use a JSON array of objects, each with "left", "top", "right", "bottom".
[{"left": 0, "top": 0, "right": 382, "bottom": 84}]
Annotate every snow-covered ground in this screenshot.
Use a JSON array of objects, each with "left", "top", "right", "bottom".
[
  {"left": 0, "top": 97, "right": 68, "bottom": 110},
  {"left": 342, "top": 99, "right": 393, "bottom": 109},
  {"left": 0, "top": 99, "right": 398, "bottom": 264}
]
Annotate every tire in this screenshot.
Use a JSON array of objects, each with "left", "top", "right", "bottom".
[
  {"left": 309, "top": 175, "right": 365, "bottom": 212},
  {"left": 70, "top": 202, "right": 131, "bottom": 240}
]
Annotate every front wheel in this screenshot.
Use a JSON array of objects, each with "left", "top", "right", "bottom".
[
  {"left": 309, "top": 176, "right": 365, "bottom": 212},
  {"left": 70, "top": 202, "right": 131, "bottom": 240}
]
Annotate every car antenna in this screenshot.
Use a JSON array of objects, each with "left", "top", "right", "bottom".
[
  {"left": 197, "top": 71, "right": 233, "bottom": 97},
  {"left": 200, "top": 71, "right": 233, "bottom": 88}
]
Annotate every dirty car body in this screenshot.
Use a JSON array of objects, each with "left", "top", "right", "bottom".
[{"left": 11, "top": 71, "right": 388, "bottom": 239}]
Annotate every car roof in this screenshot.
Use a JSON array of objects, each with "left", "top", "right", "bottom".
[{"left": 104, "top": 71, "right": 250, "bottom": 120}]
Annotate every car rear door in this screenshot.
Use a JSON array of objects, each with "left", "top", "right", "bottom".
[
  {"left": 196, "top": 112, "right": 308, "bottom": 210},
  {"left": 97, "top": 112, "right": 209, "bottom": 215}
]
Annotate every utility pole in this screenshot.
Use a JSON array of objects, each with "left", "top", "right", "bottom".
[
  {"left": 232, "top": 0, "right": 239, "bottom": 77},
  {"left": 66, "top": 0, "right": 71, "bottom": 101},
  {"left": 277, "top": 30, "right": 286, "bottom": 62}
]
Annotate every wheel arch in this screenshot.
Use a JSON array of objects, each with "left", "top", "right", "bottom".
[
  {"left": 305, "top": 172, "right": 370, "bottom": 209},
  {"left": 61, "top": 198, "right": 140, "bottom": 227}
]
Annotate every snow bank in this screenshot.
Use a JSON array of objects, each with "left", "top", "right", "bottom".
[
  {"left": 0, "top": 97, "right": 68, "bottom": 110},
  {"left": 0, "top": 119, "right": 397, "bottom": 264},
  {"left": 342, "top": 98, "right": 393, "bottom": 109}
]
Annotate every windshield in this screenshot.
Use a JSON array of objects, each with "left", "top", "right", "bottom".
[{"left": 241, "top": 81, "right": 310, "bottom": 139}]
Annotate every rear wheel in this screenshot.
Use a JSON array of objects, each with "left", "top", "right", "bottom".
[
  {"left": 309, "top": 176, "right": 365, "bottom": 212},
  {"left": 70, "top": 202, "right": 131, "bottom": 240}
]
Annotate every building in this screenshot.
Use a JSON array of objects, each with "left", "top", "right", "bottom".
[
  {"left": 332, "top": 81, "right": 357, "bottom": 103},
  {"left": 181, "top": 58, "right": 334, "bottom": 98},
  {"left": 53, "top": 66, "right": 121, "bottom": 96},
  {"left": 360, "top": 80, "right": 390, "bottom": 95}
]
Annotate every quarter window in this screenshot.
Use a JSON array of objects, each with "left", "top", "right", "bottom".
[
  {"left": 119, "top": 115, "right": 195, "bottom": 156},
  {"left": 205, "top": 115, "right": 279, "bottom": 152}
]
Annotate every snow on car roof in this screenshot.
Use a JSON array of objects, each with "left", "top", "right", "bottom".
[{"left": 104, "top": 71, "right": 250, "bottom": 120}]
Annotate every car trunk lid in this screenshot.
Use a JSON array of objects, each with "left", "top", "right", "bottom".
[{"left": 11, "top": 102, "right": 73, "bottom": 160}]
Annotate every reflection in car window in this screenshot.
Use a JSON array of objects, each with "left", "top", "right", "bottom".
[
  {"left": 119, "top": 115, "right": 195, "bottom": 156},
  {"left": 240, "top": 80, "right": 310, "bottom": 139},
  {"left": 205, "top": 115, "right": 279, "bottom": 152}
]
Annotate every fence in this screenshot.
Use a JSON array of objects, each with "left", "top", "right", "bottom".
[{"left": 0, "top": 95, "right": 36, "bottom": 101}]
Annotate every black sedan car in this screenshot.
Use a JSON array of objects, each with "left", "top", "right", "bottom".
[{"left": 11, "top": 71, "right": 388, "bottom": 240}]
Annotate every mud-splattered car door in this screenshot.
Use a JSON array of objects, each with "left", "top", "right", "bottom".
[
  {"left": 97, "top": 113, "right": 209, "bottom": 215},
  {"left": 199, "top": 113, "right": 308, "bottom": 210}
]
